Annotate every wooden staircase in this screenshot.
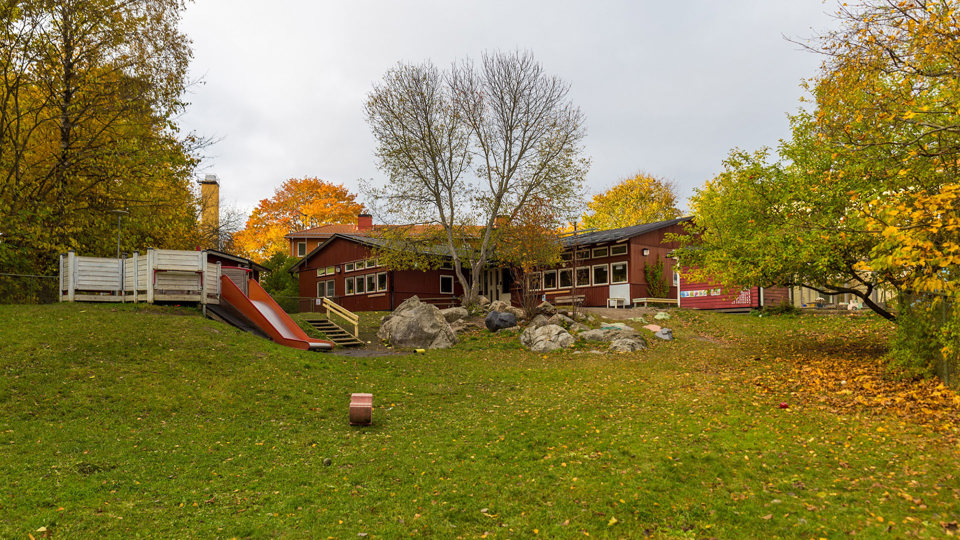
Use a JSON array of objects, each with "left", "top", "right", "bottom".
[{"left": 305, "top": 317, "right": 364, "bottom": 347}]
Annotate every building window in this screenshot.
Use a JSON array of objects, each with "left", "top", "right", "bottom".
[
  {"left": 297, "top": 242, "right": 307, "bottom": 257},
  {"left": 440, "top": 260, "right": 453, "bottom": 270},
  {"left": 318, "top": 280, "right": 335, "bottom": 298},
  {"left": 317, "top": 267, "right": 325, "bottom": 277},
  {"left": 366, "top": 259, "right": 377, "bottom": 269},
  {"left": 345, "top": 277, "right": 355, "bottom": 295},
  {"left": 355, "top": 275, "right": 366, "bottom": 294},
  {"left": 577, "top": 249, "right": 590, "bottom": 261},
  {"left": 345, "top": 262, "right": 355, "bottom": 272},
  {"left": 592, "top": 247, "right": 608, "bottom": 258},
  {"left": 440, "top": 275, "right": 454, "bottom": 294},
  {"left": 377, "top": 272, "right": 388, "bottom": 292},
  {"left": 611, "top": 262, "right": 628, "bottom": 284},
  {"left": 558, "top": 268, "right": 573, "bottom": 288},
  {"left": 610, "top": 244, "right": 627, "bottom": 256},
  {"left": 366, "top": 274, "right": 376, "bottom": 293},
  {"left": 592, "top": 264, "right": 609, "bottom": 285},
  {"left": 576, "top": 267, "right": 591, "bottom": 287},
  {"left": 326, "top": 266, "right": 335, "bottom": 275},
  {"left": 542, "top": 270, "right": 557, "bottom": 289},
  {"left": 673, "top": 271, "right": 680, "bottom": 286},
  {"left": 560, "top": 252, "right": 573, "bottom": 262}
]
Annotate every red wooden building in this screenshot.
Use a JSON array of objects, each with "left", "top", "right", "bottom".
[
  {"left": 678, "top": 273, "right": 790, "bottom": 311},
  {"left": 289, "top": 233, "right": 464, "bottom": 312},
  {"left": 290, "top": 217, "right": 692, "bottom": 312}
]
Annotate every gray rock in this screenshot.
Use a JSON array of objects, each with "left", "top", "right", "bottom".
[
  {"left": 478, "top": 296, "right": 491, "bottom": 308},
  {"left": 609, "top": 337, "right": 647, "bottom": 352},
  {"left": 485, "top": 311, "right": 517, "bottom": 332},
  {"left": 536, "top": 301, "right": 557, "bottom": 316},
  {"left": 654, "top": 311, "right": 671, "bottom": 321},
  {"left": 601, "top": 322, "right": 633, "bottom": 331},
  {"left": 654, "top": 328, "right": 674, "bottom": 341},
  {"left": 580, "top": 327, "right": 639, "bottom": 342},
  {"left": 440, "top": 306, "right": 469, "bottom": 323},
  {"left": 570, "top": 323, "right": 591, "bottom": 333},
  {"left": 377, "top": 296, "right": 458, "bottom": 349},
  {"left": 528, "top": 314, "right": 550, "bottom": 329},
  {"left": 547, "top": 313, "right": 575, "bottom": 328},
  {"left": 520, "top": 324, "right": 575, "bottom": 352},
  {"left": 488, "top": 300, "right": 511, "bottom": 313},
  {"left": 505, "top": 306, "right": 525, "bottom": 320},
  {"left": 499, "top": 325, "right": 521, "bottom": 335}
]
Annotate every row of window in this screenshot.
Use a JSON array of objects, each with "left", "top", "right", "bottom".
[
  {"left": 560, "top": 244, "right": 628, "bottom": 262},
  {"left": 318, "top": 272, "right": 389, "bottom": 297},
  {"left": 528, "top": 262, "right": 629, "bottom": 290},
  {"left": 315, "top": 258, "right": 381, "bottom": 277},
  {"left": 317, "top": 273, "right": 458, "bottom": 297}
]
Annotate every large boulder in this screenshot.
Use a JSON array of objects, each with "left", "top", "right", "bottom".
[
  {"left": 654, "top": 311, "right": 671, "bottom": 321},
  {"left": 488, "top": 300, "right": 511, "bottom": 313},
  {"left": 377, "top": 296, "right": 458, "bottom": 349},
  {"left": 520, "top": 324, "right": 575, "bottom": 352},
  {"left": 536, "top": 301, "right": 557, "bottom": 316},
  {"left": 485, "top": 311, "right": 517, "bottom": 332},
  {"left": 440, "top": 306, "right": 469, "bottom": 323},
  {"left": 609, "top": 337, "right": 647, "bottom": 353},
  {"left": 654, "top": 328, "right": 674, "bottom": 341}
]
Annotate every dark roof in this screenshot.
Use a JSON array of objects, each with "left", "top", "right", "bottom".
[
  {"left": 205, "top": 249, "right": 269, "bottom": 273},
  {"left": 561, "top": 217, "right": 691, "bottom": 248}
]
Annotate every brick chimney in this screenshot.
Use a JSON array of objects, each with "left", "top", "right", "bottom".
[
  {"left": 198, "top": 174, "right": 220, "bottom": 249},
  {"left": 357, "top": 213, "right": 373, "bottom": 231}
]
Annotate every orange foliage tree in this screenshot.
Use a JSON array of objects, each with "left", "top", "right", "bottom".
[{"left": 232, "top": 178, "right": 364, "bottom": 262}]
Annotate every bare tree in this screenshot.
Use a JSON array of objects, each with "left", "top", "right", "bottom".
[{"left": 365, "top": 50, "right": 588, "bottom": 307}]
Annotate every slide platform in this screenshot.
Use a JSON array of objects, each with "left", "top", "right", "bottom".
[{"left": 219, "top": 275, "right": 333, "bottom": 351}]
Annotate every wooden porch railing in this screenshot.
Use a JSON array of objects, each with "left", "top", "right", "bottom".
[{"left": 322, "top": 297, "right": 359, "bottom": 338}]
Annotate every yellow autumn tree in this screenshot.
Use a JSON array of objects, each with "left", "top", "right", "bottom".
[
  {"left": 232, "top": 178, "right": 364, "bottom": 262},
  {"left": 581, "top": 173, "right": 681, "bottom": 231}
]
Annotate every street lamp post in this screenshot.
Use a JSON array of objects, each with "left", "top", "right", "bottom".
[{"left": 110, "top": 209, "right": 129, "bottom": 259}]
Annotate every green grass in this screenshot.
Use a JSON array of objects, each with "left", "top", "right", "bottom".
[{"left": 0, "top": 303, "right": 957, "bottom": 538}]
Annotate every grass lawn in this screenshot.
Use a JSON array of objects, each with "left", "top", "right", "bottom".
[{"left": 1, "top": 303, "right": 958, "bottom": 538}]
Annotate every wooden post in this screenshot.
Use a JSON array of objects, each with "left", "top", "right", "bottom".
[
  {"left": 146, "top": 249, "right": 155, "bottom": 304},
  {"left": 67, "top": 250, "right": 76, "bottom": 302},
  {"left": 131, "top": 252, "right": 139, "bottom": 303}
]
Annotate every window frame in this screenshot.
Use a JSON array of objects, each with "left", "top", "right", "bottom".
[
  {"left": 326, "top": 280, "right": 335, "bottom": 298},
  {"left": 610, "top": 261, "right": 628, "bottom": 284},
  {"left": 592, "top": 246, "right": 609, "bottom": 258},
  {"left": 440, "top": 275, "right": 454, "bottom": 294},
  {"left": 610, "top": 244, "right": 628, "bottom": 256},
  {"left": 366, "top": 259, "right": 377, "bottom": 269},
  {"left": 558, "top": 268, "right": 573, "bottom": 289},
  {"left": 365, "top": 274, "right": 377, "bottom": 294},
  {"left": 576, "top": 249, "right": 591, "bottom": 261},
  {"left": 377, "top": 271, "right": 388, "bottom": 292},
  {"left": 355, "top": 275, "right": 366, "bottom": 294},
  {"left": 575, "top": 267, "right": 591, "bottom": 287},
  {"left": 592, "top": 263, "right": 609, "bottom": 286},
  {"left": 345, "top": 262, "right": 355, "bottom": 272},
  {"left": 297, "top": 242, "right": 307, "bottom": 257},
  {"left": 542, "top": 269, "right": 558, "bottom": 290},
  {"left": 345, "top": 277, "right": 355, "bottom": 295}
]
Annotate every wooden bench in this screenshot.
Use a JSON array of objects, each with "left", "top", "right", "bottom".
[
  {"left": 553, "top": 294, "right": 585, "bottom": 306},
  {"left": 632, "top": 297, "right": 679, "bottom": 307}
]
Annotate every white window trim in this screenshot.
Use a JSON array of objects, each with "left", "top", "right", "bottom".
[
  {"left": 558, "top": 268, "right": 573, "bottom": 289},
  {"left": 345, "top": 278, "right": 355, "bottom": 295},
  {"left": 365, "top": 274, "right": 377, "bottom": 293},
  {"left": 297, "top": 242, "right": 307, "bottom": 257},
  {"left": 592, "top": 263, "right": 610, "bottom": 286},
  {"left": 592, "top": 247, "right": 609, "bottom": 258},
  {"left": 610, "top": 262, "right": 628, "bottom": 284},
  {"left": 575, "top": 267, "right": 591, "bottom": 287},
  {"left": 377, "top": 271, "right": 388, "bottom": 292},
  {"left": 355, "top": 275, "right": 366, "bottom": 295},
  {"left": 345, "top": 262, "right": 355, "bottom": 272},
  {"left": 542, "top": 269, "right": 558, "bottom": 290},
  {"left": 610, "top": 244, "right": 628, "bottom": 256},
  {"left": 326, "top": 280, "right": 335, "bottom": 298},
  {"left": 577, "top": 249, "right": 590, "bottom": 261},
  {"left": 440, "top": 275, "right": 454, "bottom": 294}
]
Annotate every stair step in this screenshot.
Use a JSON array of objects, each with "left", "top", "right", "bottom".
[{"left": 305, "top": 318, "right": 364, "bottom": 347}]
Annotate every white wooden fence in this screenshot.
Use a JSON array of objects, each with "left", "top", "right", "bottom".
[{"left": 60, "top": 249, "right": 221, "bottom": 305}]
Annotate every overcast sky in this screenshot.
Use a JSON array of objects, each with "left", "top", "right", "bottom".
[{"left": 177, "top": 1, "right": 837, "bottom": 219}]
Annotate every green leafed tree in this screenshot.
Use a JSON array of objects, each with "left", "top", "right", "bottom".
[
  {"left": 364, "top": 50, "right": 588, "bottom": 307},
  {"left": 582, "top": 172, "right": 681, "bottom": 231}
]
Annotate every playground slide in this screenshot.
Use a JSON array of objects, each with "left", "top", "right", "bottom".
[{"left": 219, "top": 275, "right": 333, "bottom": 351}]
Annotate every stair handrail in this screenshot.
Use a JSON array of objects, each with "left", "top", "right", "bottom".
[{"left": 322, "top": 297, "right": 359, "bottom": 337}]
